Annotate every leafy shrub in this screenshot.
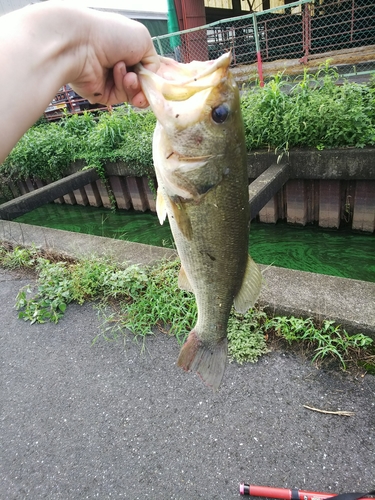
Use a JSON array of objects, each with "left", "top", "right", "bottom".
[
  {"left": 83, "top": 106, "right": 156, "bottom": 174},
  {"left": 2, "top": 65, "right": 375, "bottom": 184},
  {"left": 241, "top": 64, "right": 375, "bottom": 151},
  {"left": 1, "top": 105, "right": 155, "bottom": 182},
  {"left": 227, "top": 310, "right": 269, "bottom": 363},
  {"left": 3, "top": 123, "right": 77, "bottom": 181}
]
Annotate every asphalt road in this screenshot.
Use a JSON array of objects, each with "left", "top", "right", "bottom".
[{"left": 1, "top": 268, "right": 374, "bottom": 499}]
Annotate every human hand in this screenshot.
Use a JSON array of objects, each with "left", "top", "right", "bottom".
[
  {"left": 68, "top": 9, "right": 160, "bottom": 108},
  {"left": 0, "top": 1, "right": 160, "bottom": 162}
]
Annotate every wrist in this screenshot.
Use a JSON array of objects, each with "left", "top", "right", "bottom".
[
  {"left": 0, "top": 1, "right": 92, "bottom": 162},
  {"left": 16, "top": 2, "right": 92, "bottom": 84}
]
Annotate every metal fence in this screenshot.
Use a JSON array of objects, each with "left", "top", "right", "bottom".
[{"left": 152, "top": 0, "right": 375, "bottom": 82}]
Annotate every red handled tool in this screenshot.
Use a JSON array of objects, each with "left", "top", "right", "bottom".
[{"left": 239, "top": 484, "right": 375, "bottom": 500}]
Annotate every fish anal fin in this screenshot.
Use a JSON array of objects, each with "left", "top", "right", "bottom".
[
  {"left": 234, "top": 256, "right": 262, "bottom": 314},
  {"left": 177, "top": 330, "right": 227, "bottom": 391},
  {"left": 156, "top": 189, "right": 167, "bottom": 225},
  {"left": 169, "top": 199, "right": 193, "bottom": 240},
  {"left": 178, "top": 266, "right": 194, "bottom": 292}
]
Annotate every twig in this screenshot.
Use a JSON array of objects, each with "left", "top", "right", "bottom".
[{"left": 303, "top": 404, "right": 355, "bottom": 417}]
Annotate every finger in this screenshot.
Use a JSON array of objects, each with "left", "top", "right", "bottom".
[
  {"left": 141, "top": 52, "right": 160, "bottom": 74},
  {"left": 112, "top": 61, "right": 130, "bottom": 102},
  {"left": 129, "top": 90, "right": 148, "bottom": 108},
  {"left": 138, "top": 33, "right": 160, "bottom": 73},
  {"left": 122, "top": 72, "right": 148, "bottom": 107}
]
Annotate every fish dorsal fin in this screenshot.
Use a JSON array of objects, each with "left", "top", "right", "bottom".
[
  {"left": 233, "top": 256, "right": 262, "bottom": 314},
  {"left": 178, "top": 266, "right": 194, "bottom": 292},
  {"left": 156, "top": 189, "right": 167, "bottom": 225},
  {"left": 169, "top": 198, "right": 193, "bottom": 240}
]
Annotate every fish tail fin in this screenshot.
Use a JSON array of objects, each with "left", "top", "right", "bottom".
[{"left": 177, "top": 330, "right": 227, "bottom": 391}]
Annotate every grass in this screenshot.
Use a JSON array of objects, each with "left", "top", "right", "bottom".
[
  {"left": 1, "top": 243, "right": 374, "bottom": 373},
  {"left": 264, "top": 316, "right": 373, "bottom": 369}
]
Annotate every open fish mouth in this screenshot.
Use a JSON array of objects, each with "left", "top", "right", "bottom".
[
  {"left": 134, "top": 52, "right": 232, "bottom": 130},
  {"left": 136, "top": 52, "right": 232, "bottom": 101}
]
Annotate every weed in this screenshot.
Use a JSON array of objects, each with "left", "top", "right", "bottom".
[
  {"left": 70, "top": 258, "right": 113, "bottom": 304},
  {"left": 2, "top": 65, "right": 375, "bottom": 183},
  {"left": 102, "top": 264, "right": 148, "bottom": 300},
  {"left": 4, "top": 244, "right": 373, "bottom": 371},
  {"left": 0, "top": 245, "right": 36, "bottom": 269},
  {"left": 1, "top": 105, "right": 155, "bottom": 183},
  {"left": 241, "top": 64, "right": 375, "bottom": 152},
  {"left": 265, "top": 316, "right": 373, "bottom": 368},
  {"left": 118, "top": 259, "right": 197, "bottom": 341},
  {"left": 227, "top": 309, "right": 269, "bottom": 364},
  {"left": 16, "top": 259, "right": 72, "bottom": 324}
]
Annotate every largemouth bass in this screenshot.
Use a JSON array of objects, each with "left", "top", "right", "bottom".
[{"left": 136, "top": 53, "right": 262, "bottom": 390}]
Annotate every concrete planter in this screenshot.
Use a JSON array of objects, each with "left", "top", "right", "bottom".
[{"left": 4, "top": 148, "right": 375, "bottom": 232}]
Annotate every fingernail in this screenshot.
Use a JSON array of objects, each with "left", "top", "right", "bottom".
[{"left": 119, "top": 62, "right": 126, "bottom": 76}]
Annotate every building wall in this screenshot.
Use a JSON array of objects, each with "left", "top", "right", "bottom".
[{"left": 204, "top": 0, "right": 294, "bottom": 12}]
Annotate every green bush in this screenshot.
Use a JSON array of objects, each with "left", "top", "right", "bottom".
[
  {"left": 83, "top": 106, "right": 156, "bottom": 175},
  {"left": 241, "top": 65, "right": 375, "bottom": 151},
  {"left": 2, "top": 65, "right": 375, "bottom": 183},
  {"left": 1, "top": 105, "right": 155, "bottom": 182}
]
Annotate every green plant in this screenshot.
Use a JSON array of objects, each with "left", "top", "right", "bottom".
[
  {"left": 15, "top": 254, "right": 152, "bottom": 323},
  {"left": 82, "top": 105, "right": 155, "bottom": 174},
  {"left": 3, "top": 123, "right": 79, "bottom": 181},
  {"left": 16, "top": 259, "right": 72, "bottom": 324},
  {"left": 102, "top": 264, "right": 148, "bottom": 300},
  {"left": 266, "top": 315, "right": 316, "bottom": 343},
  {"left": 3, "top": 64, "right": 375, "bottom": 187},
  {"left": 70, "top": 258, "right": 113, "bottom": 304},
  {"left": 0, "top": 245, "right": 36, "bottom": 269},
  {"left": 118, "top": 259, "right": 197, "bottom": 341},
  {"left": 5, "top": 244, "right": 374, "bottom": 371},
  {"left": 241, "top": 63, "right": 375, "bottom": 152},
  {"left": 265, "top": 316, "right": 373, "bottom": 368},
  {"left": 227, "top": 309, "right": 269, "bottom": 364},
  {"left": 0, "top": 105, "right": 155, "bottom": 183}
]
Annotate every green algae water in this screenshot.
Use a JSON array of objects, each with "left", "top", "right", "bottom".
[{"left": 15, "top": 203, "right": 375, "bottom": 283}]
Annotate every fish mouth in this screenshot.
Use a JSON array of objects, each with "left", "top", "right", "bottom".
[
  {"left": 135, "top": 52, "right": 231, "bottom": 101},
  {"left": 134, "top": 52, "right": 232, "bottom": 128}
]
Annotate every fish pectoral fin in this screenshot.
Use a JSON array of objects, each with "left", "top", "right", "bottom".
[
  {"left": 234, "top": 256, "right": 262, "bottom": 314},
  {"left": 169, "top": 198, "right": 193, "bottom": 240},
  {"left": 172, "top": 157, "right": 222, "bottom": 200},
  {"left": 177, "top": 330, "right": 228, "bottom": 391},
  {"left": 178, "top": 266, "right": 194, "bottom": 292},
  {"left": 156, "top": 188, "right": 167, "bottom": 225}
]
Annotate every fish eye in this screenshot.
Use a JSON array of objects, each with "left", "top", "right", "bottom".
[{"left": 211, "top": 104, "right": 229, "bottom": 124}]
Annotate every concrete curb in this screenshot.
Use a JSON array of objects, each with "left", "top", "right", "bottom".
[{"left": 1, "top": 220, "right": 374, "bottom": 337}]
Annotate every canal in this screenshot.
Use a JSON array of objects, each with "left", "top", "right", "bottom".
[{"left": 15, "top": 203, "right": 375, "bottom": 283}]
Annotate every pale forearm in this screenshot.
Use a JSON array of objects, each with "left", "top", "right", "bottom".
[
  {"left": 0, "top": 1, "right": 159, "bottom": 164},
  {"left": 0, "top": 2, "right": 86, "bottom": 163}
]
